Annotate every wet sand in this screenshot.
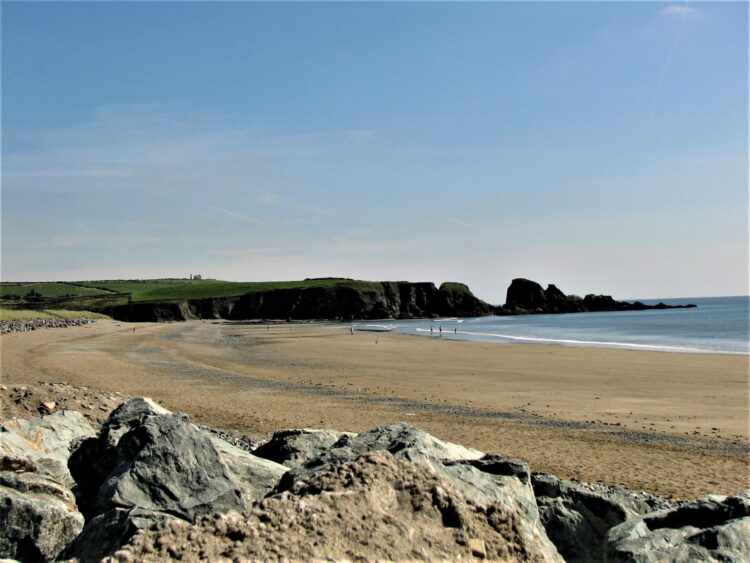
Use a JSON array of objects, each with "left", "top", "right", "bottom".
[{"left": 1, "top": 319, "right": 747, "bottom": 499}]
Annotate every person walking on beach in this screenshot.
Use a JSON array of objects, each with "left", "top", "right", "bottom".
[
  {"left": 439, "top": 325, "right": 442, "bottom": 337},
  {"left": 430, "top": 326, "right": 433, "bottom": 335}
]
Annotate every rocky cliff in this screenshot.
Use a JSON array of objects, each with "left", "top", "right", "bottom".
[
  {"left": 100, "top": 278, "right": 695, "bottom": 323},
  {"left": 502, "top": 278, "right": 696, "bottom": 315},
  {"left": 103, "top": 281, "right": 493, "bottom": 322}
]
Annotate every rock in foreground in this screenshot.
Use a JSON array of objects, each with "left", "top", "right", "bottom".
[
  {"left": 66, "top": 397, "right": 285, "bottom": 560},
  {"left": 0, "top": 410, "right": 96, "bottom": 487},
  {"left": 607, "top": 492, "right": 750, "bottom": 562},
  {"left": 532, "top": 473, "right": 677, "bottom": 563},
  {"left": 2, "top": 396, "right": 747, "bottom": 562},
  {"left": 119, "top": 451, "right": 563, "bottom": 562},
  {"left": 0, "top": 460, "right": 84, "bottom": 562}
]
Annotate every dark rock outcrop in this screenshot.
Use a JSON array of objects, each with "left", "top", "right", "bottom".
[
  {"left": 502, "top": 278, "right": 696, "bottom": 315},
  {"left": 253, "top": 428, "right": 354, "bottom": 469},
  {"left": 64, "top": 507, "right": 175, "bottom": 562},
  {"left": 66, "top": 397, "right": 286, "bottom": 560},
  {"left": 606, "top": 492, "right": 750, "bottom": 562},
  {"left": 532, "top": 473, "right": 677, "bottom": 563},
  {"left": 101, "top": 301, "right": 190, "bottom": 323},
  {"left": 103, "top": 281, "right": 494, "bottom": 322},
  {"left": 68, "top": 398, "right": 247, "bottom": 521},
  {"left": 101, "top": 278, "right": 695, "bottom": 322}
]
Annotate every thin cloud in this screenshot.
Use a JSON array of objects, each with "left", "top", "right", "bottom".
[
  {"left": 207, "top": 205, "right": 268, "bottom": 225},
  {"left": 660, "top": 4, "right": 700, "bottom": 18},
  {"left": 444, "top": 216, "right": 492, "bottom": 236},
  {"left": 650, "top": 2, "right": 696, "bottom": 117}
]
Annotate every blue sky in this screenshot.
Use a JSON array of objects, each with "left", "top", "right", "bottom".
[{"left": 2, "top": 1, "right": 747, "bottom": 301}]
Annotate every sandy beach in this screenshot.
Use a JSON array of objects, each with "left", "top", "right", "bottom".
[{"left": 1, "top": 319, "right": 747, "bottom": 499}]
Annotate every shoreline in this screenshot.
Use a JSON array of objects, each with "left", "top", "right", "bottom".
[
  {"left": 1, "top": 319, "right": 747, "bottom": 499},
  {"left": 225, "top": 316, "right": 749, "bottom": 356},
  {"left": 359, "top": 323, "right": 750, "bottom": 355}
]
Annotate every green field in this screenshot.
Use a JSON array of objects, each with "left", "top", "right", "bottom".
[
  {"left": 0, "top": 308, "right": 111, "bottom": 321},
  {"left": 76, "top": 278, "right": 379, "bottom": 302},
  {"left": 0, "top": 282, "right": 113, "bottom": 298}
]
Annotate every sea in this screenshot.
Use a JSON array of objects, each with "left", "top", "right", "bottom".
[{"left": 375, "top": 296, "right": 749, "bottom": 355}]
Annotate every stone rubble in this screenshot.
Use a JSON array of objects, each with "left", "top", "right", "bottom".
[{"left": 0, "top": 318, "right": 95, "bottom": 334}]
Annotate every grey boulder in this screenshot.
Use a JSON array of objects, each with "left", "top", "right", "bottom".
[
  {"left": 252, "top": 428, "right": 354, "bottom": 469},
  {"left": 208, "top": 435, "right": 286, "bottom": 504},
  {"left": 275, "top": 422, "right": 484, "bottom": 495},
  {"left": 275, "top": 423, "right": 562, "bottom": 561},
  {"left": 68, "top": 397, "right": 248, "bottom": 521},
  {"left": 0, "top": 464, "right": 84, "bottom": 562},
  {"left": 0, "top": 410, "right": 96, "bottom": 487},
  {"left": 606, "top": 491, "right": 750, "bottom": 562},
  {"left": 532, "top": 473, "right": 676, "bottom": 563},
  {"left": 65, "top": 507, "right": 176, "bottom": 562}
]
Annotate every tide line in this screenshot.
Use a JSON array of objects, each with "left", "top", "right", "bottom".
[{"left": 413, "top": 328, "right": 739, "bottom": 354}]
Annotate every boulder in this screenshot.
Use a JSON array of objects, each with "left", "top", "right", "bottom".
[
  {"left": 68, "top": 398, "right": 246, "bottom": 522},
  {"left": 606, "top": 492, "right": 750, "bottom": 562},
  {"left": 119, "top": 451, "right": 564, "bottom": 562},
  {"left": 505, "top": 278, "right": 548, "bottom": 312},
  {"left": 252, "top": 428, "right": 354, "bottom": 469},
  {"left": 65, "top": 507, "right": 176, "bottom": 562},
  {"left": 273, "top": 423, "right": 558, "bottom": 558},
  {"left": 0, "top": 410, "right": 96, "bottom": 487},
  {"left": 275, "top": 422, "right": 484, "bottom": 495},
  {"left": 532, "top": 473, "right": 676, "bottom": 563},
  {"left": 545, "top": 284, "right": 583, "bottom": 313},
  {"left": 442, "top": 454, "right": 537, "bottom": 508},
  {"left": 208, "top": 436, "right": 287, "bottom": 503},
  {"left": 0, "top": 464, "right": 84, "bottom": 562}
]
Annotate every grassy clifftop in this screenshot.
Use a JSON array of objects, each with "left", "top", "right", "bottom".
[{"left": 1, "top": 278, "right": 385, "bottom": 303}]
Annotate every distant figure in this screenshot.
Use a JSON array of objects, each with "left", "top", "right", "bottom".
[
  {"left": 133, "top": 327, "right": 136, "bottom": 334},
  {"left": 454, "top": 327, "right": 457, "bottom": 334},
  {"left": 439, "top": 325, "right": 442, "bottom": 336},
  {"left": 430, "top": 326, "right": 433, "bottom": 335},
  {"left": 350, "top": 326, "right": 354, "bottom": 335}
]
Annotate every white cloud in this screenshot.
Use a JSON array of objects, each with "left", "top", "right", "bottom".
[{"left": 660, "top": 4, "right": 700, "bottom": 18}]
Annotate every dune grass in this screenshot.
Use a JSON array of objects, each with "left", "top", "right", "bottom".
[{"left": 0, "top": 308, "right": 110, "bottom": 321}]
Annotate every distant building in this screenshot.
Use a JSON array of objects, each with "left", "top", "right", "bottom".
[{"left": 189, "top": 274, "right": 202, "bottom": 280}]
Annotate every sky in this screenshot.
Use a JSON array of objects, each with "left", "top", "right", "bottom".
[{"left": 1, "top": 1, "right": 747, "bottom": 302}]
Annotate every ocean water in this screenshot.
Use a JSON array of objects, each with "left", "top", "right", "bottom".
[{"left": 383, "top": 296, "right": 749, "bottom": 354}]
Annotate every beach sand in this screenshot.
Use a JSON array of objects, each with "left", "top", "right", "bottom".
[{"left": 1, "top": 319, "right": 747, "bottom": 499}]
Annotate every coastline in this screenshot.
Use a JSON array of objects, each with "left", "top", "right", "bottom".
[
  {"left": 1, "top": 319, "right": 747, "bottom": 499},
  {"left": 393, "top": 326, "right": 749, "bottom": 355}
]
